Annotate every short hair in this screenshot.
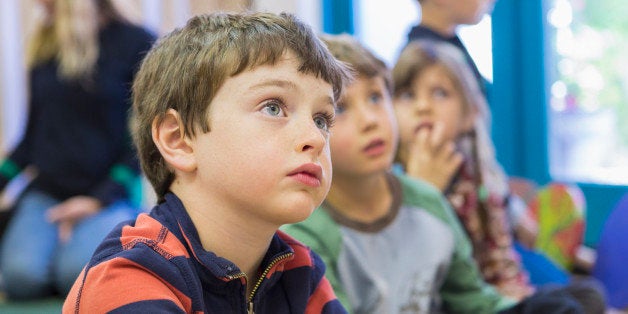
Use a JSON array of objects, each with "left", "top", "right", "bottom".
[
  {"left": 131, "top": 12, "right": 351, "bottom": 201},
  {"left": 319, "top": 34, "right": 392, "bottom": 95}
]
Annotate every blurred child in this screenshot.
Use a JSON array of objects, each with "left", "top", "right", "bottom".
[
  {"left": 408, "top": 0, "right": 496, "bottom": 96},
  {"left": 392, "top": 39, "right": 605, "bottom": 313},
  {"left": 409, "top": 0, "right": 590, "bottom": 277},
  {"left": 283, "top": 34, "right": 517, "bottom": 313},
  {"left": 63, "top": 12, "right": 350, "bottom": 313},
  {"left": 0, "top": 0, "right": 155, "bottom": 299}
]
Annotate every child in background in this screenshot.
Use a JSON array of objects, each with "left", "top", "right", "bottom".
[
  {"left": 283, "top": 34, "right": 517, "bottom": 313},
  {"left": 63, "top": 12, "right": 350, "bottom": 313},
  {"left": 392, "top": 40, "right": 605, "bottom": 313},
  {"left": 410, "top": 0, "right": 588, "bottom": 273},
  {"left": 408, "top": 0, "right": 496, "bottom": 97}
]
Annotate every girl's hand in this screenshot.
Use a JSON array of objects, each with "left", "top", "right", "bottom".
[
  {"left": 405, "top": 123, "right": 463, "bottom": 191},
  {"left": 46, "top": 196, "right": 102, "bottom": 243}
]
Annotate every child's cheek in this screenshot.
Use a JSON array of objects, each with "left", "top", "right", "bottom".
[{"left": 330, "top": 133, "right": 354, "bottom": 165}]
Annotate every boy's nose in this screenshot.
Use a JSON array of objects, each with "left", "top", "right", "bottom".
[
  {"left": 296, "top": 120, "right": 326, "bottom": 154},
  {"left": 357, "top": 105, "right": 379, "bottom": 131}
]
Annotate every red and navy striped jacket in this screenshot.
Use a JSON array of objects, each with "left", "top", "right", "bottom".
[{"left": 63, "top": 193, "right": 346, "bottom": 313}]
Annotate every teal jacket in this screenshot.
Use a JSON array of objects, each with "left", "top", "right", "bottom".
[{"left": 282, "top": 173, "right": 515, "bottom": 313}]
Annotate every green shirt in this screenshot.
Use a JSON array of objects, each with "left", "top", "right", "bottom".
[{"left": 282, "top": 173, "right": 515, "bottom": 313}]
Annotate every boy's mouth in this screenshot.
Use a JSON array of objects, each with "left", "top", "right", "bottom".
[
  {"left": 288, "top": 163, "right": 323, "bottom": 187},
  {"left": 363, "top": 139, "right": 386, "bottom": 157}
]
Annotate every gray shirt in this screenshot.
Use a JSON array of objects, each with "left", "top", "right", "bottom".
[{"left": 330, "top": 201, "right": 455, "bottom": 313}]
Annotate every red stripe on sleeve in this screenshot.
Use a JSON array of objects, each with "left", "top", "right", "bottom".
[
  {"left": 65, "top": 257, "right": 193, "bottom": 313},
  {"left": 305, "top": 276, "right": 337, "bottom": 314}
]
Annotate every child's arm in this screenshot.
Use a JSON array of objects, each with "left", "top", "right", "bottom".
[{"left": 63, "top": 257, "right": 190, "bottom": 313}]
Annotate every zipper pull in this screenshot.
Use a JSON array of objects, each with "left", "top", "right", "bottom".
[{"left": 248, "top": 301, "right": 254, "bottom": 314}]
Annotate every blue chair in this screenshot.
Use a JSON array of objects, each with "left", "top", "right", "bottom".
[{"left": 592, "top": 194, "right": 628, "bottom": 310}]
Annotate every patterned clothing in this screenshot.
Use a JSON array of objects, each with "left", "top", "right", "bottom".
[
  {"left": 63, "top": 193, "right": 345, "bottom": 313},
  {"left": 446, "top": 161, "right": 533, "bottom": 298},
  {"left": 283, "top": 173, "right": 514, "bottom": 314}
]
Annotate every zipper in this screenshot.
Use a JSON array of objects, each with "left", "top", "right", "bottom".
[{"left": 246, "top": 252, "right": 293, "bottom": 314}]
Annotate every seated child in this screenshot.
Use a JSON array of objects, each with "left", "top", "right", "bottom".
[
  {"left": 283, "top": 33, "right": 516, "bottom": 314},
  {"left": 391, "top": 39, "right": 605, "bottom": 312},
  {"left": 63, "top": 12, "right": 351, "bottom": 313},
  {"left": 392, "top": 39, "right": 536, "bottom": 300}
]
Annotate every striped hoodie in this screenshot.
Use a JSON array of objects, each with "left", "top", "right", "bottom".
[{"left": 63, "top": 193, "right": 345, "bottom": 313}]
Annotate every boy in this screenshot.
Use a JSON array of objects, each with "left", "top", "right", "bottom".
[
  {"left": 408, "top": 0, "right": 496, "bottom": 96},
  {"left": 63, "top": 12, "right": 350, "bottom": 313},
  {"left": 282, "top": 34, "right": 516, "bottom": 313}
]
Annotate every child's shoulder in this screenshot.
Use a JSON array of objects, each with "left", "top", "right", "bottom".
[
  {"left": 281, "top": 208, "right": 343, "bottom": 260},
  {"left": 395, "top": 172, "right": 447, "bottom": 206},
  {"left": 393, "top": 173, "right": 464, "bottom": 227},
  {"left": 89, "top": 213, "right": 189, "bottom": 267},
  {"left": 276, "top": 230, "right": 328, "bottom": 268}
]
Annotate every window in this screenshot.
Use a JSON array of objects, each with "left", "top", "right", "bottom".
[{"left": 547, "top": 0, "right": 628, "bottom": 185}]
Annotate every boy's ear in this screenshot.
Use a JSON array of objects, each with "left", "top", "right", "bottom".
[{"left": 152, "top": 109, "right": 196, "bottom": 173}]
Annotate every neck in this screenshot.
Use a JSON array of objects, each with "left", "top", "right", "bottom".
[
  {"left": 419, "top": 5, "right": 457, "bottom": 37},
  {"left": 170, "top": 183, "right": 275, "bottom": 299},
  {"left": 325, "top": 172, "right": 392, "bottom": 223}
]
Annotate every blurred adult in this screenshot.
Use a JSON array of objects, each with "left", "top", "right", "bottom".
[{"left": 0, "top": 0, "right": 155, "bottom": 299}]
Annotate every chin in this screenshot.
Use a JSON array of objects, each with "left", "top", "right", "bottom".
[{"left": 277, "top": 200, "right": 319, "bottom": 225}]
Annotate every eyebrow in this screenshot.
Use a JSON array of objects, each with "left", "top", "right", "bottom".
[
  {"left": 249, "top": 79, "right": 298, "bottom": 91},
  {"left": 249, "top": 79, "right": 336, "bottom": 109}
]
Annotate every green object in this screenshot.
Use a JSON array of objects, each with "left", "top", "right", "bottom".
[
  {"left": 0, "top": 297, "right": 64, "bottom": 314},
  {"left": 0, "top": 159, "right": 21, "bottom": 180}
]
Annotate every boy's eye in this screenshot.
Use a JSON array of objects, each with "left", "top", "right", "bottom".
[
  {"left": 314, "top": 112, "right": 335, "bottom": 132},
  {"left": 369, "top": 92, "right": 382, "bottom": 105},
  {"left": 262, "top": 101, "right": 285, "bottom": 117},
  {"left": 335, "top": 102, "right": 346, "bottom": 115}
]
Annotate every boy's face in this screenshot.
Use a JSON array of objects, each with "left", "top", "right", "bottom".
[
  {"left": 191, "top": 51, "right": 335, "bottom": 227},
  {"left": 394, "top": 64, "right": 474, "bottom": 154},
  {"left": 329, "top": 75, "right": 398, "bottom": 178}
]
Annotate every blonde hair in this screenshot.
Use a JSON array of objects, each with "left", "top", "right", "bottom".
[
  {"left": 26, "top": 0, "right": 125, "bottom": 80},
  {"left": 131, "top": 12, "right": 352, "bottom": 201},
  {"left": 393, "top": 40, "right": 509, "bottom": 197}
]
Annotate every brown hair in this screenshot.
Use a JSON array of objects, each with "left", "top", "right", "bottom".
[
  {"left": 319, "top": 34, "right": 391, "bottom": 94},
  {"left": 131, "top": 12, "right": 351, "bottom": 201}
]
